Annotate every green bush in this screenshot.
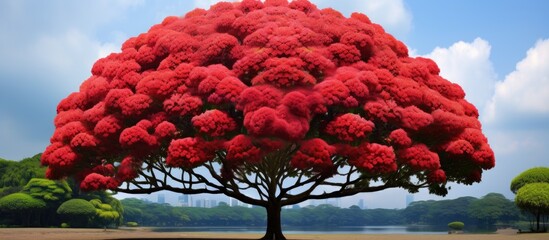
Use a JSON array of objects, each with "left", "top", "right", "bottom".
[
  {"left": 0, "top": 193, "right": 46, "bottom": 211},
  {"left": 448, "top": 221, "right": 465, "bottom": 230},
  {"left": 510, "top": 167, "right": 549, "bottom": 193},
  {"left": 126, "top": 222, "right": 139, "bottom": 227},
  {"left": 60, "top": 223, "right": 70, "bottom": 228},
  {"left": 0, "top": 193, "right": 46, "bottom": 226},
  {"left": 57, "top": 199, "right": 96, "bottom": 227}
]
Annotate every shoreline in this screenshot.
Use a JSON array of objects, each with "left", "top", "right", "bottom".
[{"left": 0, "top": 227, "right": 548, "bottom": 240}]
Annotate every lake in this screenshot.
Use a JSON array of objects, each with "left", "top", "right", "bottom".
[{"left": 152, "top": 225, "right": 450, "bottom": 234}]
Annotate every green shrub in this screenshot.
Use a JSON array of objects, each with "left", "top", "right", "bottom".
[
  {"left": 448, "top": 221, "right": 465, "bottom": 230},
  {"left": 510, "top": 167, "right": 549, "bottom": 193},
  {"left": 126, "top": 222, "right": 139, "bottom": 227},
  {"left": 0, "top": 192, "right": 46, "bottom": 211},
  {"left": 60, "top": 223, "right": 70, "bottom": 228},
  {"left": 57, "top": 199, "right": 96, "bottom": 227}
]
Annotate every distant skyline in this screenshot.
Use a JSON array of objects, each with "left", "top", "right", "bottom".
[{"left": 1, "top": 0, "right": 548, "bottom": 209}]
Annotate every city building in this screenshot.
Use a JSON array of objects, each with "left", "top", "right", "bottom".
[
  {"left": 406, "top": 194, "right": 414, "bottom": 207},
  {"left": 158, "top": 194, "right": 165, "bottom": 204}
]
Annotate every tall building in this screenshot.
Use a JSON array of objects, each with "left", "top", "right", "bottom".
[
  {"left": 230, "top": 198, "right": 239, "bottom": 207},
  {"left": 207, "top": 199, "right": 217, "bottom": 208},
  {"left": 406, "top": 194, "right": 414, "bottom": 207},
  {"left": 195, "top": 199, "right": 205, "bottom": 208},
  {"left": 158, "top": 194, "right": 165, "bottom": 204},
  {"left": 178, "top": 194, "right": 191, "bottom": 207}
]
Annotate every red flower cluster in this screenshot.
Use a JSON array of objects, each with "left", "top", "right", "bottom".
[
  {"left": 225, "top": 134, "right": 262, "bottom": 165},
  {"left": 291, "top": 138, "right": 335, "bottom": 172},
  {"left": 325, "top": 113, "right": 374, "bottom": 141},
  {"left": 339, "top": 143, "right": 397, "bottom": 173},
  {"left": 191, "top": 110, "right": 237, "bottom": 137},
  {"left": 167, "top": 137, "right": 215, "bottom": 168},
  {"left": 399, "top": 144, "right": 441, "bottom": 171},
  {"left": 43, "top": 0, "right": 494, "bottom": 190}
]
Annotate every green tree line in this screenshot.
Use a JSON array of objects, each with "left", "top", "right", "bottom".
[
  {"left": 0, "top": 155, "right": 122, "bottom": 228},
  {"left": 121, "top": 193, "right": 523, "bottom": 228},
  {"left": 0, "top": 154, "right": 531, "bottom": 229}
]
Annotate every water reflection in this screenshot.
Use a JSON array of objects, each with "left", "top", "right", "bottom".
[{"left": 152, "top": 225, "right": 454, "bottom": 234}]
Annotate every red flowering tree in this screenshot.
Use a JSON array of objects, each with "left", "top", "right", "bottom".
[{"left": 43, "top": 1, "right": 495, "bottom": 239}]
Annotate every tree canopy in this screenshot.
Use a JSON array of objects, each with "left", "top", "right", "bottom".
[
  {"left": 511, "top": 167, "right": 549, "bottom": 232},
  {"left": 515, "top": 182, "right": 549, "bottom": 232},
  {"left": 22, "top": 178, "right": 72, "bottom": 203},
  {"left": 0, "top": 192, "right": 46, "bottom": 211},
  {"left": 0, "top": 192, "right": 47, "bottom": 226},
  {"left": 57, "top": 198, "right": 97, "bottom": 227},
  {"left": 0, "top": 154, "right": 45, "bottom": 198},
  {"left": 42, "top": 1, "right": 495, "bottom": 239},
  {"left": 468, "top": 193, "right": 519, "bottom": 226},
  {"left": 516, "top": 183, "right": 549, "bottom": 211},
  {"left": 510, "top": 167, "right": 549, "bottom": 193}
]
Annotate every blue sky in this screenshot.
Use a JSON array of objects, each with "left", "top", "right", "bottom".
[{"left": 1, "top": 0, "right": 548, "bottom": 208}]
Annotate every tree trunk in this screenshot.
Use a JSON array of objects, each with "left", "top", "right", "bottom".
[
  {"left": 261, "top": 203, "right": 286, "bottom": 240},
  {"left": 536, "top": 211, "right": 540, "bottom": 232}
]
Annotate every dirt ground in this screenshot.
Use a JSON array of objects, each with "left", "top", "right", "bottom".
[{"left": 0, "top": 228, "right": 548, "bottom": 240}]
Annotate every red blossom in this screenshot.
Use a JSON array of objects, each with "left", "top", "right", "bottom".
[
  {"left": 116, "top": 156, "right": 140, "bottom": 181},
  {"left": 81, "top": 76, "right": 110, "bottom": 104},
  {"left": 252, "top": 58, "right": 316, "bottom": 87},
  {"left": 135, "top": 70, "right": 181, "bottom": 100},
  {"left": 208, "top": 76, "right": 247, "bottom": 104},
  {"left": 51, "top": 121, "right": 88, "bottom": 143},
  {"left": 104, "top": 88, "right": 133, "bottom": 111},
  {"left": 363, "top": 100, "right": 399, "bottom": 123},
  {"left": 57, "top": 92, "right": 86, "bottom": 113},
  {"left": 119, "top": 124, "right": 157, "bottom": 148},
  {"left": 328, "top": 43, "right": 361, "bottom": 66},
  {"left": 80, "top": 173, "right": 119, "bottom": 191},
  {"left": 120, "top": 94, "right": 153, "bottom": 116},
  {"left": 154, "top": 121, "right": 177, "bottom": 139},
  {"left": 388, "top": 129, "right": 412, "bottom": 148},
  {"left": 41, "top": 142, "right": 63, "bottom": 166},
  {"left": 325, "top": 113, "right": 374, "bottom": 141},
  {"left": 428, "top": 169, "right": 447, "bottom": 183},
  {"left": 314, "top": 79, "right": 351, "bottom": 106},
  {"left": 41, "top": 146, "right": 79, "bottom": 171},
  {"left": 93, "top": 115, "right": 123, "bottom": 138},
  {"left": 191, "top": 110, "right": 237, "bottom": 137},
  {"left": 399, "top": 144, "right": 440, "bottom": 171},
  {"left": 167, "top": 138, "right": 213, "bottom": 168},
  {"left": 472, "top": 144, "right": 495, "bottom": 169},
  {"left": 347, "top": 143, "right": 397, "bottom": 173},
  {"left": 396, "top": 106, "right": 434, "bottom": 131},
  {"left": 225, "top": 134, "right": 262, "bottom": 165},
  {"left": 54, "top": 109, "right": 83, "bottom": 128},
  {"left": 83, "top": 102, "right": 106, "bottom": 124},
  {"left": 445, "top": 139, "right": 475, "bottom": 155},
  {"left": 163, "top": 93, "right": 203, "bottom": 116},
  {"left": 92, "top": 164, "right": 115, "bottom": 176},
  {"left": 237, "top": 86, "right": 283, "bottom": 113},
  {"left": 70, "top": 132, "right": 99, "bottom": 148},
  {"left": 290, "top": 138, "right": 335, "bottom": 173}
]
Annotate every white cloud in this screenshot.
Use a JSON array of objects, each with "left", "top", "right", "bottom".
[
  {"left": 310, "top": 0, "right": 412, "bottom": 38},
  {"left": 192, "top": 0, "right": 242, "bottom": 9},
  {"left": 422, "top": 38, "right": 498, "bottom": 112},
  {"left": 485, "top": 38, "right": 549, "bottom": 123},
  {"left": 355, "top": 0, "right": 412, "bottom": 37},
  {"left": 8, "top": 30, "right": 120, "bottom": 96}
]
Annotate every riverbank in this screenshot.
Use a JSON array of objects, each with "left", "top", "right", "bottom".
[{"left": 0, "top": 227, "right": 548, "bottom": 240}]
